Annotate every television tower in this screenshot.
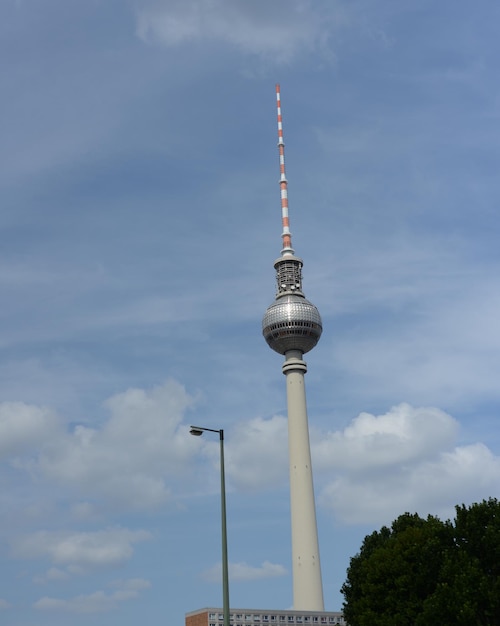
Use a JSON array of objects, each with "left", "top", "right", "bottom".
[{"left": 262, "top": 85, "right": 324, "bottom": 611}]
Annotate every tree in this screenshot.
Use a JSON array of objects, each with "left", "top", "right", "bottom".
[
  {"left": 420, "top": 499, "right": 500, "bottom": 626},
  {"left": 341, "top": 499, "right": 500, "bottom": 626}
]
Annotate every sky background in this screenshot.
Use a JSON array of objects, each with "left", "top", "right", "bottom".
[{"left": 1, "top": 1, "right": 500, "bottom": 624}]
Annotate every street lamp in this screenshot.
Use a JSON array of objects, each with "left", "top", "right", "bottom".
[{"left": 190, "top": 426, "right": 230, "bottom": 626}]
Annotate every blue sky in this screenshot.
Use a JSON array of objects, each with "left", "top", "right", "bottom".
[{"left": 1, "top": 0, "right": 500, "bottom": 624}]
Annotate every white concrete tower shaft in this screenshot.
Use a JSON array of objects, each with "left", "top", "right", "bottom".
[
  {"left": 262, "top": 85, "right": 324, "bottom": 611},
  {"left": 284, "top": 350, "right": 324, "bottom": 611}
]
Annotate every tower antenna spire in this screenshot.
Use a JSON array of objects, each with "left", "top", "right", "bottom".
[{"left": 276, "top": 84, "right": 293, "bottom": 255}]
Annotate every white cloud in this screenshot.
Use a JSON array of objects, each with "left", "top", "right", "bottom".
[
  {"left": 23, "top": 379, "right": 199, "bottom": 511},
  {"left": 136, "top": 0, "right": 344, "bottom": 63},
  {"left": 11, "top": 527, "right": 151, "bottom": 571},
  {"left": 316, "top": 405, "right": 500, "bottom": 524},
  {"left": 203, "top": 560, "right": 287, "bottom": 583},
  {"left": 313, "top": 403, "right": 458, "bottom": 471},
  {"left": 225, "top": 415, "right": 288, "bottom": 490},
  {"left": 34, "top": 578, "right": 151, "bottom": 613},
  {"left": 412, "top": 443, "right": 500, "bottom": 506},
  {"left": 0, "top": 402, "right": 60, "bottom": 459}
]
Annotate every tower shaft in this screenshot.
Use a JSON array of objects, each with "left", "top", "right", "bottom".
[{"left": 283, "top": 351, "right": 324, "bottom": 611}]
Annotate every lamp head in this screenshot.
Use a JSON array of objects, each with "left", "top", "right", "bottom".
[{"left": 189, "top": 426, "right": 204, "bottom": 436}]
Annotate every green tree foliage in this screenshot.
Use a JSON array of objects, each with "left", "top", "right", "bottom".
[{"left": 341, "top": 498, "right": 500, "bottom": 626}]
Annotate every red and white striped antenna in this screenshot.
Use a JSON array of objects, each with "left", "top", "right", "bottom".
[{"left": 276, "top": 84, "right": 294, "bottom": 256}]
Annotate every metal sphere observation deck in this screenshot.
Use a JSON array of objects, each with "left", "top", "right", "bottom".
[{"left": 262, "top": 293, "right": 322, "bottom": 355}]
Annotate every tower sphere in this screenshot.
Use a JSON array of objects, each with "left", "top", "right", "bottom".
[{"left": 262, "top": 294, "right": 322, "bottom": 355}]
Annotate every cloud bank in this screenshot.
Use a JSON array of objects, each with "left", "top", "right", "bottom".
[
  {"left": 5, "top": 380, "right": 197, "bottom": 512},
  {"left": 315, "top": 404, "right": 500, "bottom": 524},
  {"left": 224, "top": 404, "right": 500, "bottom": 526},
  {"left": 2, "top": 380, "right": 498, "bottom": 530}
]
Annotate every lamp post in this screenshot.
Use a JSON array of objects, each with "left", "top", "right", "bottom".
[{"left": 190, "top": 426, "right": 230, "bottom": 626}]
